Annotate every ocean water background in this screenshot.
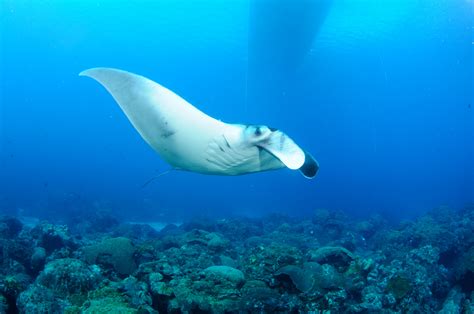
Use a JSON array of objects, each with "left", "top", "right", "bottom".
[{"left": 0, "top": 0, "right": 472, "bottom": 223}]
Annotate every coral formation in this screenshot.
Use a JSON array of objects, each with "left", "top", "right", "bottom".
[
  {"left": 16, "top": 284, "right": 65, "bottom": 313},
  {"left": 0, "top": 205, "right": 473, "bottom": 313},
  {"left": 82, "top": 237, "right": 136, "bottom": 276},
  {"left": 36, "top": 258, "right": 101, "bottom": 298}
]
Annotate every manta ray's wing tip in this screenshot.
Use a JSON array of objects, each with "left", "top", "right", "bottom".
[
  {"left": 79, "top": 67, "right": 104, "bottom": 77},
  {"left": 79, "top": 68, "right": 92, "bottom": 77},
  {"left": 79, "top": 68, "right": 131, "bottom": 83}
]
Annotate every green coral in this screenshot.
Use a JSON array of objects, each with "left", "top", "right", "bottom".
[
  {"left": 17, "top": 284, "right": 65, "bottom": 313},
  {"left": 345, "top": 258, "right": 374, "bottom": 277},
  {"left": 3, "top": 275, "right": 24, "bottom": 296},
  {"left": 386, "top": 275, "right": 411, "bottom": 299},
  {"left": 203, "top": 266, "right": 245, "bottom": 285},
  {"left": 149, "top": 272, "right": 173, "bottom": 296},
  {"left": 167, "top": 266, "right": 246, "bottom": 312},
  {"left": 37, "top": 258, "right": 101, "bottom": 303},
  {"left": 83, "top": 237, "right": 136, "bottom": 275},
  {"left": 181, "top": 229, "right": 229, "bottom": 251},
  {"left": 275, "top": 262, "right": 343, "bottom": 293},
  {"left": 308, "top": 246, "right": 355, "bottom": 272},
  {"left": 240, "top": 280, "right": 279, "bottom": 305},
  {"left": 81, "top": 287, "right": 137, "bottom": 314},
  {"left": 243, "top": 244, "right": 303, "bottom": 281}
]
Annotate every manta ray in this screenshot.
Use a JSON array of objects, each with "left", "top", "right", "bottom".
[{"left": 80, "top": 68, "right": 319, "bottom": 178}]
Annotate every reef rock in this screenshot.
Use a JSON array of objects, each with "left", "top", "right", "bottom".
[
  {"left": 112, "top": 223, "right": 159, "bottom": 241},
  {"left": 203, "top": 265, "right": 245, "bottom": 286},
  {"left": 0, "top": 216, "right": 23, "bottom": 238},
  {"left": 182, "top": 229, "right": 229, "bottom": 252},
  {"left": 240, "top": 280, "right": 281, "bottom": 311},
  {"left": 167, "top": 266, "right": 245, "bottom": 312},
  {"left": 83, "top": 237, "right": 136, "bottom": 275},
  {"left": 36, "top": 258, "right": 101, "bottom": 298},
  {"left": 275, "top": 262, "right": 344, "bottom": 293},
  {"left": 30, "top": 222, "right": 75, "bottom": 253},
  {"left": 30, "top": 247, "right": 46, "bottom": 271},
  {"left": 80, "top": 286, "right": 138, "bottom": 314},
  {"left": 308, "top": 246, "right": 355, "bottom": 271},
  {"left": 17, "top": 284, "right": 65, "bottom": 313},
  {"left": 439, "top": 287, "right": 464, "bottom": 314}
]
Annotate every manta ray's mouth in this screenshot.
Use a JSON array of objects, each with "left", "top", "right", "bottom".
[{"left": 256, "top": 130, "right": 306, "bottom": 170}]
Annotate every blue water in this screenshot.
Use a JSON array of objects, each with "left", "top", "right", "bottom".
[{"left": 0, "top": 0, "right": 472, "bottom": 222}]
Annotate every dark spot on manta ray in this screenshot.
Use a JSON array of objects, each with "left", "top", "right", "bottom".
[
  {"left": 161, "top": 130, "right": 176, "bottom": 138},
  {"left": 257, "top": 147, "right": 264, "bottom": 164},
  {"left": 269, "top": 127, "right": 278, "bottom": 132},
  {"left": 222, "top": 135, "right": 231, "bottom": 148},
  {"left": 254, "top": 127, "right": 262, "bottom": 136},
  {"left": 157, "top": 118, "right": 175, "bottom": 138}
]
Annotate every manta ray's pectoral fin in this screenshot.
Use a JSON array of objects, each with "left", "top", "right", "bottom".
[{"left": 258, "top": 130, "right": 319, "bottom": 179}]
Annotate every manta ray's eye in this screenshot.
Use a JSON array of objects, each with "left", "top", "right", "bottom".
[{"left": 254, "top": 127, "right": 262, "bottom": 136}]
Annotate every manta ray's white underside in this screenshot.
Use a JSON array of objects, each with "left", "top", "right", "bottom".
[{"left": 80, "top": 68, "right": 318, "bottom": 178}]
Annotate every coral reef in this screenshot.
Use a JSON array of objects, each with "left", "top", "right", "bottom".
[{"left": 0, "top": 205, "right": 473, "bottom": 313}]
